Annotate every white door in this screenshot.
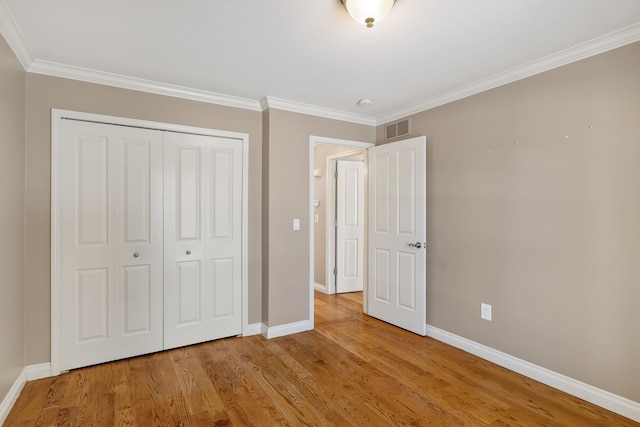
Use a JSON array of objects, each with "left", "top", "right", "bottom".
[
  {"left": 59, "top": 120, "right": 164, "bottom": 370},
  {"left": 368, "top": 136, "right": 427, "bottom": 336},
  {"left": 163, "top": 132, "right": 243, "bottom": 349},
  {"left": 336, "top": 160, "right": 365, "bottom": 293}
]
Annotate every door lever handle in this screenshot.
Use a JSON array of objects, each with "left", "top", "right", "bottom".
[{"left": 408, "top": 242, "right": 422, "bottom": 249}]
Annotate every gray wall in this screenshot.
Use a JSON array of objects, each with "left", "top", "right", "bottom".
[
  {"left": 262, "top": 109, "right": 374, "bottom": 326},
  {"left": 0, "top": 35, "right": 25, "bottom": 400},
  {"left": 377, "top": 41, "right": 640, "bottom": 403},
  {"left": 24, "top": 73, "right": 263, "bottom": 365}
]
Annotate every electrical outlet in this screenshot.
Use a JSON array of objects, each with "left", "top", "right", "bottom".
[{"left": 481, "top": 303, "right": 492, "bottom": 321}]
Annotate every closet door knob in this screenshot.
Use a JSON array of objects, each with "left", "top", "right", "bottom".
[
  {"left": 133, "top": 253, "right": 139, "bottom": 258},
  {"left": 186, "top": 250, "right": 191, "bottom": 255}
]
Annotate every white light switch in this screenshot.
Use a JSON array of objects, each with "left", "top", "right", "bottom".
[
  {"left": 293, "top": 218, "right": 300, "bottom": 230},
  {"left": 481, "top": 303, "right": 492, "bottom": 321}
]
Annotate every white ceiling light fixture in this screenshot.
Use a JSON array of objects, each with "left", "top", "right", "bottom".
[{"left": 340, "top": 0, "right": 397, "bottom": 28}]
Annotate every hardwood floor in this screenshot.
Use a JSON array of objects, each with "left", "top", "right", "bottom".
[{"left": 6, "top": 291, "right": 637, "bottom": 426}]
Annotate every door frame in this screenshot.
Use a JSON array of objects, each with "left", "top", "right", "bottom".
[
  {"left": 326, "top": 153, "right": 365, "bottom": 295},
  {"left": 51, "top": 109, "right": 249, "bottom": 375},
  {"left": 308, "top": 136, "right": 374, "bottom": 328}
]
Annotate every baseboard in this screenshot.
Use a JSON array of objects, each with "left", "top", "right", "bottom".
[
  {"left": 24, "top": 363, "right": 51, "bottom": 382},
  {"left": 243, "top": 322, "right": 262, "bottom": 336},
  {"left": 262, "top": 320, "right": 312, "bottom": 339},
  {"left": 426, "top": 325, "right": 640, "bottom": 423},
  {"left": 314, "top": 282, "right": 328, "bottom": 293},
  {"left": 0, "top": 363, "right": 51, "bottom": 425}
]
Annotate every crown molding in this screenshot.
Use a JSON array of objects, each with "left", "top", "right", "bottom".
[
  {"left": 262, "top": 96, "right": 377, "bottom": 126},
  {"left": 0, "top": 0, "right": 33, "bottom": 68},
  {"left": 4, "top": 0, "right": 638, "bottom": 127},
  {"left": 28, "top": 60, "right": 262, "bottom": 111},
  {"left": 376, "top": 22, "right": 640, "bottom": 125}
]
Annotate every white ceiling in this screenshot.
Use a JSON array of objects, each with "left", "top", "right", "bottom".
[{"left": 2, "top": 0, "right": 640, "bottom": 124}]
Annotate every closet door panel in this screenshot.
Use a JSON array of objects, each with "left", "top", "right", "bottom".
[
  {"left": 59, "top": 120, "right": 163, "bottom": 370},
  {"left": 164, "top": 139, "right": 207, "bottom": 349},
  {"left": 57, "top": 117, "right": 244, "bottom": 369},
  {"left": 115, "top": 130, "right": 164, "bottom": 358},
  {"left": 204, "top": 143, "right": 242, "bottom": 336},
  {"left": 60, "top": 122, "right": 117, "bottom": 370},
  {"left": 164, "top": 133, "right": 242, "bottom": 349}
]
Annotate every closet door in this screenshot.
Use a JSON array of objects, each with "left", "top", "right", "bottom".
[
  {"left": 164, "top": 132, "right": 242, "bottom": 349},
  {"left": 58, "top": 120, "right": 163, "bottom": 370}
]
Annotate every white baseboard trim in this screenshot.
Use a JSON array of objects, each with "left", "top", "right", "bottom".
[
  {"left": 23, "top": 363, "right": 51, "bottom": 381},
  {"left": 0, "top": 363, "right": 51, "bottom": 425},
  {"left": 314, "top": 282, "right": 328, "bottom": 293},
  {"left": 243, "top": 322, "right": 263, "bottom": 337},
  {"left": 262, "top": 320, "right": 312, "bottom": 339},
  {"left": 426, "top": 325, "right": 640, "bottom": 423}
]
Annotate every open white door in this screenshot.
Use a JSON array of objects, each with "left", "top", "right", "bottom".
[
  {"left": 368, "top": 136, "right": 426, "bottom": 335},
  {"left": 336, "top": 160, "right": 365, "bottom": 293}
]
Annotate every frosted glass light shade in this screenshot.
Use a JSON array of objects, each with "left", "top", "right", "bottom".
[{"left": 341, "top": 0, "right": 396, "bottom": 27}]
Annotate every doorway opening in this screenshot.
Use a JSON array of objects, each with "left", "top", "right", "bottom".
[
  {"left": 321, "top": 151, "right": 365, "bottom": 295},
  {"left": 308, "top": 136, "right": 374, "bottom": 328}
]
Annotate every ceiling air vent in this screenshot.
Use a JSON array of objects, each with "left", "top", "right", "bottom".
[{"left": 385, "top": 118, "right": 411, "bottom": 141}]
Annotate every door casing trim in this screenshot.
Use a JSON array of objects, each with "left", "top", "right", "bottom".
[{"left": 309, "top": 135, "right": 374, "bottom": 329}]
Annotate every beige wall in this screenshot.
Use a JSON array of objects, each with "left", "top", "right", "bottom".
[
  {"left": 377, "top": 42, "right": 640, "bottom": 402},
  {"left": 263, "top": 110, "right": 374, "bottom": 326},
  {"left": 24, "top": 74, "right": 263, "bottom": 365},
  {"left": 0, "top": 35, "right": 25, "bottom": 400},
  {"left": 312, "top": 144, "right": 358, "bottom": 286}
]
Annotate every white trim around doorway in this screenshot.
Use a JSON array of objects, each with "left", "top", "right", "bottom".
[{"left": 308, "top": 135, "right": 374, "bottom": 329}]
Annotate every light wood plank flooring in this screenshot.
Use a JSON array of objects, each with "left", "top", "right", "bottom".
[{"left": 6, "top": 291, "right": 638, "bottom": 426}]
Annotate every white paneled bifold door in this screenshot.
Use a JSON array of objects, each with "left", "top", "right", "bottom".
[
  {"left": 57, "top": 119, "right": 242, "bottom": 371},
  {"left": 163, "top": 132, "right": 242, "bottom": 350},
  {"left": 59, "top": 120, "right": 164, "bottom": 371}
]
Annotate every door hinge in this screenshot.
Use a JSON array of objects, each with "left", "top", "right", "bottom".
[
  {"left": 334, "top": 170, "right": 338, "bottom": 179},
  {"left": 333, "top": 268, "right": 337, "bottom": 276}
]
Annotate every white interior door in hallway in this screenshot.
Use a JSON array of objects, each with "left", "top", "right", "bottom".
[
  {"left": 335, "top": 160, "right": 365, "bottom": 293},
  {"left": 54, "top": 116, "right": 244, "bottom": 371}
]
